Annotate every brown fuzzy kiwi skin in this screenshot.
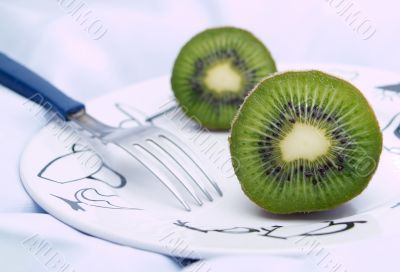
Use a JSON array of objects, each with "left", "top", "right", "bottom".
[{"left": 229, "top": 70, "right": 383, "bottom": 214}]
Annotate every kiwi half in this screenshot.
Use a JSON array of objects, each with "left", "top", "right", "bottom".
[
  {"left": 171, "top": 27, "right": 276, "bottom": 130},
  {"left": 230, "top": 71, "right": 382, "bottom": 214}
]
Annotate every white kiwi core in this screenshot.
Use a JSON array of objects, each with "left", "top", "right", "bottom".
[
  {"left": 280, "top": 123, "right": 331, "bottom": 162},
  {"left": 204, "top": 62, "right": 243, "bottom": 94}
]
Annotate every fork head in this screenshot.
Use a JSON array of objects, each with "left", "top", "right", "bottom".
[
  {"left": 107, "top": 125, "right": 223, "bottom": 211},
  {"left": 73, "top": 112, "right": 223, "bottom": 211}
]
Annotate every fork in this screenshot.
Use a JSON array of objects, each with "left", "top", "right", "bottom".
[{"left": 0, "top": 52, "right": 222, "bottom": 211}]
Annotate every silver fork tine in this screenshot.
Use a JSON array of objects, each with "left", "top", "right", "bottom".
[
  {"left": 158, "top": 132, "right": 223, "bottom": 196},
  {"left": 71, "top": 110, "right": 223, "bottom": 211},
  {"left": 147, "top": 138, "right": 214, "bottom": 201},
  {"left": 139, "top": 140, "right": 204, "bottom": 205},
  {"left": 115, "top": 143, "right": 192, "bottom": 211}
]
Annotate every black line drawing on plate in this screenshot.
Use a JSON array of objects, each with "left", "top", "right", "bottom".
[
  {"left": 38, "top": 143, "right": 127, "bottom": 188},
  {"left": 38, "top": 103, "right": 148, "bottom": 186},
  {"left": 382, "top": 112, "right": 400, "bottom": 155},
  {"left": 37, "top": 101, "right": 195, "bottom": 212},
  {"left": 146, "top": 105, "right": 179, "bottom": 123},
  {"left": 174, "top": 220, "right": 367, "bottom": 239},
  {"left": 51, "top": 188, "right": 141, "bottom": 211},
  {"left": 115, "top": 103, "right": 147, "bottom": 127},
  {"left": 377, "top": 83, "right": 400, "bottom": 101},
  {"left": 392, "top": 202, "right": 400, "bottom": 209},
  {"left": 114, "top": 102, "right": 181, "bottom": 127},
  {"left": 37, "top": 103, "right": 153, "bottom": 212}
]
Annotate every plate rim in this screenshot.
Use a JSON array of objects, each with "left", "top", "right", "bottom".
[{"left": 19, "top": 62, "right": 400, "bottom": 257}]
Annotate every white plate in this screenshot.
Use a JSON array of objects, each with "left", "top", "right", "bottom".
[{"left": 20, "top": 63, "right": 400, "bottom": 258}]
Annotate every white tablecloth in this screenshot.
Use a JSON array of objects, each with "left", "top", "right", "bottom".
[{"left": 0, "top": 1, "right": 399, "bottom": 271}]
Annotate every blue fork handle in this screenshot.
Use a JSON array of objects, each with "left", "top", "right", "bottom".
[{"left": 0, "top": 52, "right": 85, "bottom": 120}]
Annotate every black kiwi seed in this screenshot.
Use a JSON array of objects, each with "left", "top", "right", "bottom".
[
  {"left": 294, "top": 107, "right": 300, "bottom": 116},
  {"left": 318, "top": 168, "right": 326, "bottom": 177},
  {"left": 195, "top": 60, "right": 204, "bottom": 69},
  {"left": 304, "top": 171, "right": 313, "bottom": 178}
]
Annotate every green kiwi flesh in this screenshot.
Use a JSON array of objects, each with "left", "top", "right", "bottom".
[
  {"left": 171, "top": 27, "right": 276, "bottom": 130},
  {"left": 230, "top": 71, "right": 382, "bottom": 214}
]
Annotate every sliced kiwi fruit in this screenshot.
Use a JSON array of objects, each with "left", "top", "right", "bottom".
[
  {"left": 230, "top": 71, "right": 382, "bottom": 214},
  {"left": 171, "top": 27, "right": 276, "bottom": 130}
]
